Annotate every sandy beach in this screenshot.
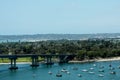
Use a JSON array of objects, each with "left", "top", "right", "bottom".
[
  {"left": 1, "top": 57, "right": 120, "bottom": 64},
  {"left": 96, "top": 57, "right": 120, "bottom": 62},
  {"left": 69, "top": 57, "right": 120, "bottom": 63}
]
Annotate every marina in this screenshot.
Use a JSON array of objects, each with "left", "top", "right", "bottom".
[{"left": 0, "top": 60, "right": 120, "bottom": 80}]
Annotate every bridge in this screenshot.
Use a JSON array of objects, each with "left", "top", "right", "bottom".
[{"left": 0, "top": 54, "right": 76, "bottom": 70}]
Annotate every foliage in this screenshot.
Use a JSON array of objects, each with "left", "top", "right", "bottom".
[{"left": 0, "top": 39, "right": 120, "bottom": 60}]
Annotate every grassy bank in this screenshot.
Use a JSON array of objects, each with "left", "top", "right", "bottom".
[
  {"left": 0, "top": 58, "right": 31, "bottom": 63},
  {"left": 0, "top": 57, "right": 44, "bottom": 63}
]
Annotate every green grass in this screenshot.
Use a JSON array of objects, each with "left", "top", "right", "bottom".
[
  {"left": 0, "top": 58, "right": 31, "bottom": 63},
  {"left": 0, "top": 57, "right": 45, "bottom": 63},
  {"left": 0, "top": 58, "right": 9, "bottom": 63},
  {"left": 16, "top": 58, "right": 31, "bottom": 62}
]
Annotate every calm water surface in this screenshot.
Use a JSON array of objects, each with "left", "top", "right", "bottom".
[{"left": 0, "top": 61, "right": 120, "bottom": 80}]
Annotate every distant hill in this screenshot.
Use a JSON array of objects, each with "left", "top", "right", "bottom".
[{"left": 0, "top": 33, "right": 120, "bottom": 42}]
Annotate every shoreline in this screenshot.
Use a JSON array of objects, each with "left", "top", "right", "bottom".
[
  {"left": 68, "top": 57, "right": 120, "bottom": 63},
  {"left": 0, "top": 57, "right": 120, "bottom": 64}
]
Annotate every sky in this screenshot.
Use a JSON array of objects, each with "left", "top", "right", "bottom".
[{"left": 0, "top": 0, "right": 120, "bottom": 35}]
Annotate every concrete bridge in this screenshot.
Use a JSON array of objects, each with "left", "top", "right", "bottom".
[{"left": 0, "top": 54, "right": 76, "bottom": 70}]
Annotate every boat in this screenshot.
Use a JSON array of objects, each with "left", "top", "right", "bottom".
[
  {"left": 93, "top": 64, "right": 96, "bottom": 67},
  {"left": 99, "top": 66, "right": 104, "bottom": 69},
  {"left": 110, "top": 71, "right": 116, "bottom": 74},
  {"left": 109, "top": 67, "right": 115, "bottom": 70},
  {"left": 67, "top": 71, "right": 70, "bottom": 74},
  {"left": 82, "top": 69, "right": 88, "bottom": 72},
  {"left": 99, "top": 69, "right": 104, "bottom": 72},
  {"left": 77, "top": 74, "right": 82, "bottom": 77},
  {"left": 48, "top": 71, "right": 52, "bottom": 75},
  {"left": 61, "top": 68, "right": 68, "bottom": 73},
  {"left": 56, "top": 73, "right": 62, "bottom": 77},
  {"left": 89, "top": 71, "right": 95, "bottom": 74},
  {"left": 90, "top": 67, "right": 94, "bottom": 70},
  {"left": 98, "top": 74, "right": 104, "bottom": 77}
]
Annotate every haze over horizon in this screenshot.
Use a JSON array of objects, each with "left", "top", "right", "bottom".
[{"left": 0, "top": 0, "right": 120, "bottom": 35}]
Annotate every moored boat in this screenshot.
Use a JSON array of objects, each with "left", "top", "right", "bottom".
[
  {"left": 78, "top": 74, "right": 82, "bottom": 77},
  {"left": 82, "top": 69, "right": 88, "bottom": 72},
  {"left": 110, "top": 71, "right": 116, "bottom": 74},
  {"left": 98, "top": 74, "right": 104, "bottom": 77},
  {"left": 99, "top": 69, "right": 104, "bottom": 72},
  {"left": 56, "top": 73, "right": 62, "bottom": 77},
  {"left": 48, "top": 71, "right": 52, "bottom": 75},
  {"left": 88, "top": 71, "right": 95, "bottom": 74}
]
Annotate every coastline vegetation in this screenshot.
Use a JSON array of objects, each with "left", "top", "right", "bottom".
[{"left": 0, "top": 39, "right": 120, "bottom": 62}]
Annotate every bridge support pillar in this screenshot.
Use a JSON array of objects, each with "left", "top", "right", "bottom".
[
  {"left": 9, "top": 57, "right": 18, "bottom": 70},
  {"left": 31, "top": 56, "right": 39, "bottom": 67},
  {"left": 45, "top": 56, "right": 53, "bottom": 65},
  {"left": 59, "top": 56, "right": 68, "bottom": 63}
]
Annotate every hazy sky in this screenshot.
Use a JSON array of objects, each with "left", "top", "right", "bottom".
[{"left": 0, "top": 0, "right": 120, "bottom": 35}]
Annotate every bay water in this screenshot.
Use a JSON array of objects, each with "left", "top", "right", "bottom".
[{"left": 0, "top": 61, "right": 120, "bottom": 80}]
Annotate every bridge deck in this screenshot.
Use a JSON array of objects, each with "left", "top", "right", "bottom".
[{"left": 0, "top": 54, "right": 76, "bottom": 58}]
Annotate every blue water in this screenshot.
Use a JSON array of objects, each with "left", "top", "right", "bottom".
[{"left": 0, "top": 61, "right": 120, "bottom": 80}]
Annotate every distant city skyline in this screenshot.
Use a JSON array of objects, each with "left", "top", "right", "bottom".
[{"left": 0, "top": 0, "right": 120, "bottom": 35}]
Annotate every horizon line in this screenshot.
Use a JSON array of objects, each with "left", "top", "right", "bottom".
[{"left": 0, "top": 33, "right": 120, "bottom": 36}]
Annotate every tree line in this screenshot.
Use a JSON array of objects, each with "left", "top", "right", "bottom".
[{"left": 0, "top": 39, "right": 120, "bottom": 60}]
